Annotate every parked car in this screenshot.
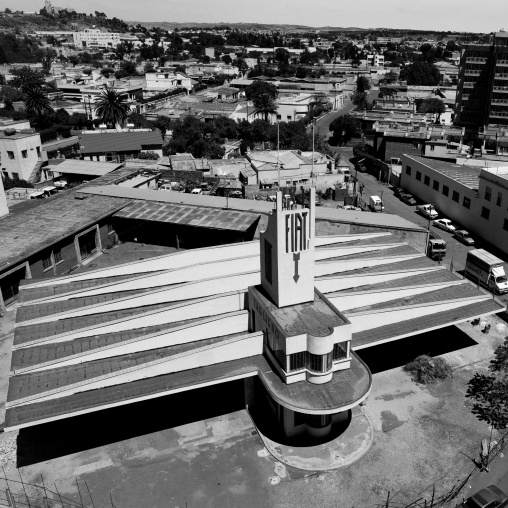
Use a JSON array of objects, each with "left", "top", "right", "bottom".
[
  {"left": 433, "top": 218, "right": 456, "bottom": 233},
  {"left": 400, "top": 193, "right": 417, "bottom": 206},
  {"left": 417, "top": 204, "right": 438, "bottom": 219},
  {"left": 54, "top": 179, "right": 68, "bottom": 189},
  {"left": 456, "top": 485, "right": 508, "bottom": 508},
  {"left": 453, "top": 229, "right": 475, "bottom": 246},
  {"left": 337, "top": 205, "right": 362, "bottom": 211},
  {"left": 393, "top": 186, "right": 405, "bottom": 197}
]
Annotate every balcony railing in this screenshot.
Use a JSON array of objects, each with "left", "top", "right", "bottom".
[
  {"left": 494, "top": 86, "right": 508, "bottom": 92},
  {"left": 490, "top": 112, "right": 508, "bottom": 118},
  {"left": 465, "top": 70, "right": 481, "bottom": 76},
  {"left": 495, "top": 73, "right": 508, "bottom": 79},
  {"left": 497, "top": 60, "right": 508, "bottom": 66},
  {"left": 491, "top": 99, "right": 508, "bottom": 105},
  {"left": 466, "top": 57, "right": 487, "bottom": 63}
]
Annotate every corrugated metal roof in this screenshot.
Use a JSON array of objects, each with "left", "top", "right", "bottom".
[
  {"left": 114, "top": 200, "right": 261, "bottom": 232},
  {"left": 50, "top": 160, "right": 123, "bottom": 176},
  {"left": 79, "top": 131, "right": 163, "bottom": 155}
]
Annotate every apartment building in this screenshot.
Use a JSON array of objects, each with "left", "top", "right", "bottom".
[
  {"left": 454, "top": 30, "right": 508, "bottom": 129},
  {"left": 72, "top": 29, "right": 121, "bottom": 49},
  {"left": 366, "top": 54, "right": 385, "bottom": 67}
]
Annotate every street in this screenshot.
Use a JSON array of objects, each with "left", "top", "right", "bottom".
[{"left": 349, "top": 170, "right": 508, "bottom": 306}]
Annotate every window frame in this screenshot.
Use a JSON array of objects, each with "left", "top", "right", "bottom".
[
  {"left": 481, "top": 206, "right": 490, "bottom": 220},
  {"left": 442, "top": 185, "right": 449, "bottom": 197},
  {"left": 416, "top": 171, "right": 422, "bottom": 181},
  {"left": 452, "top": 190, "right": 460, "bottom": 202}
]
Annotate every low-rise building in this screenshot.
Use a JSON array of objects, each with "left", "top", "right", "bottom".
[
  {"left": 73, "top": 29, "right": 121, "bottom": 50},
  {"left": 0, "top": 129, "right": 45, "bottom": 182},
  {"left": 400, "top": 154, "right": 508, "bottom": 253},
  {"left": 145, "top": 71, "right": 193, "bottom": 92},
  {"left": 79, "top": 131, "right": 163, "bottom": 163}
]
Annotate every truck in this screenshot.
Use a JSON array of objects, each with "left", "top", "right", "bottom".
[
  {"left": 465, "top": 248, "right": 508, "bottom": 294},
  {"left": 427, "top": 232, "right": 446, "bottom": 261},
  {"left": 417, "top": 204, "right": 438, "bottom": 219},
  {"left": 369, "top": 195, "right": 384, "bottom": 212}
]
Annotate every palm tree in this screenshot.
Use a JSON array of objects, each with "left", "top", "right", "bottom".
[
  {"left": 23, "top": 85, "right": 54, "bottom": 118},
  {"left": 94, "top": 87, "right": 130, "bottom": 130},
  {"left": 253, "top": 93, "right": 277, "bottom": 122}
]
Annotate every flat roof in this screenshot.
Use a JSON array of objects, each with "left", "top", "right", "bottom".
[
  {"left": 50, "top": 160, "right": 123, "bottom": 176},
  {"left": 251, "top": 285, "right": 346, "bottom": 337},
  {"left": 78, "top": 131, "right": 163, "bottom": 155},
  {"left": 79, "top": 185, "right": 427, "bottom": 231},
  {"left": 114, "top": 200, "right": 261, "bottom": 232},
  {"left": 0, "top": 191, "right": 130, "bottom": 273},
  {"left": 403, "top": 155, "right": 481, "bottom": 190}
]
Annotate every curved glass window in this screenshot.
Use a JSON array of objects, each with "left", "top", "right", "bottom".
[{"left": 306, "top": 351, "right": 333, "bottom": 373}]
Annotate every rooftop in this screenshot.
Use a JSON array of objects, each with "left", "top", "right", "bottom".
[
  {"left": 252, "top": 285, "right": 346, "bottom": 337},
  {"left": 114, "top": 200, "right": 261, "bottom": 232},
  {"left": 50, "top": 159, "right": 123, "bottom": 177},
  {"left": 403, "top": 155, "right": 481, "bottom": 189},
  {"left": 78, "top": 131, "right": 163, "bottom": 155},
  {"left": 0, "top": 190, "right": 130, "bottom": 273}
]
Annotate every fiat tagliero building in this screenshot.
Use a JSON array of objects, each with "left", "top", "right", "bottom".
[
  {"left": 247, "top": 190, "right": 369, "bottom": 439},
  {"left": 5, "top": 189, "right": 503, "bottom": 444}
]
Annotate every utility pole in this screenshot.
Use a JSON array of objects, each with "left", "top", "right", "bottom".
[{"left": 277, "top": 120, "right": 280, "bottom": 190}]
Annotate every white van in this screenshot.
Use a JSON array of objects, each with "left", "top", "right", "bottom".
[{"left": 191, "top": 188, "right": 203, "bottom": 195}]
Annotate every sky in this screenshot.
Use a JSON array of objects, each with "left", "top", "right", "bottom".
[{"left": 12, "top": 0, "right": 508, "bottom": 33}]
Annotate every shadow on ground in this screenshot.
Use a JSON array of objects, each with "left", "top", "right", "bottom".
[
  {"left": 356, "top": 325, "right": 478, "bottom": 374},
  {"left": 17, "top": 380, "right": 246, "bottom": 467}
]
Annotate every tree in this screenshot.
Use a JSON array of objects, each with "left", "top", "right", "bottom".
[
  {"left": 351, "top": 91, "right": 372, "bottom": 110},
  {"left": 466, "top": 337, "right": 508, "bottom": 430},
  {"left": 9, "top": 67, "right": 46, "bottom": 91},
  {"left": 0, "top": 85, "right": 24, "bottom": 109},
  {"left": 245, "top": 80, "right": 278, "bottom": 102},
  {"left": 23, "top": 85, "right": 54, "bottom": 118},
  {"left": 420, "top": 97, "right": 446, "bottom": 123},
  {"left": 399, "top": 61, "right": 440, "bottom": 86},
  {"left": 252, "top": 93, "right": 277, "bottom": 122},
  {"left": 356, "top": 76, "right": 371, "bottom": 93},
  {"left": 329, "top": 115, "right": 361, "bottom": 146},
  {"left": 94, "top": 87, "right": 130, "bottom": 130}
]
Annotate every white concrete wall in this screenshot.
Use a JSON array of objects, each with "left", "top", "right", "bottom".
[
  {"left": 314, "top": 254, "right": 423, "bottom": 276},
  {"left": 18, "top": 292, "right": 248, "bottom": 348},
  {"left": 0, "top": 133, "right": 43, "bottom": 180},
  {"left": 10, "top": 332, "right": 264, "bottom": 407},
  {"left": 315, "top": 266, "right": 446, "bottom": 293},
  {"left": 21, "top": 311, "right": 250, "bottom": 372},
  {"left": 0, "top": 175, "right": 8, "bottom": 217}
]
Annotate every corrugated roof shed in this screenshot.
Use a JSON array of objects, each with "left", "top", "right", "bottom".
[
  {"left": 114, "top": 200, "right": 260, "bottom": 232},
  {"left": 79, "top": 131, "right": 163, "bottom": 155},
  {"left": 50, "top": 160, "right": 123, "bottom": 176}
]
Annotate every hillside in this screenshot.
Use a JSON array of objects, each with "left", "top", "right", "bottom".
[{"left": 0, "top": 13, "right": 68, "bottom": 32}]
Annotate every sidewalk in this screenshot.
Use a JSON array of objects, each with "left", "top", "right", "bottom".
[{"left": 254, "top": 406, "right": 373, "bottom": 471}]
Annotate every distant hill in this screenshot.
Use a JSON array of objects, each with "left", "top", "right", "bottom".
[{"left": 127, "top": 21, "right": 368, "bottom": 32}]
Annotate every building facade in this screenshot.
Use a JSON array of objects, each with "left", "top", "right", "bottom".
[
  {"left": 454, "top": 30, "right": 508, "bottom": 129},
  {"left": 72, "top": 29, "right": 121, "bottom": 49},
  {"left": 0, "top": 130, "right": 44, "bottom": 181}
]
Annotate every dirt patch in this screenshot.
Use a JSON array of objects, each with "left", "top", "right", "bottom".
[{"left": 380, "top": 411, "right": 405, "bottom": 433}]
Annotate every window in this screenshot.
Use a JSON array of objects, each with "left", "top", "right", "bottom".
[
  {"left": 287, "top": 116, "right": 292, "bottom": 120},
  {"left": 333, "top": 342, "right": 348, "bottom": 361},
  {"left": 276, "top": 114, "right": 281, "bottom": 120},
  {"left": 405, "top": 166, "right": 411, "bottom": 175},
  {"left": 430, "top": 145, "right": 435, "bottom": 151},
  {"left": 504, "top": 218, "right": 508, "bottom": 231},
  {"left": 463, "top": 197, "right": 471, "bottom": 209},
  {"left": 424, "top": 175, "right": 430, "bottom": 186},
  {"left": 54, "top": 249, "right": 63, "bottom": 264},
  {"left": 264, "top": 240, "right": 272, "bottom": 284},
  {"left": 497, "top": 192, "right": 503, "bottom": 206},
  {"left": 442, "top": 185, "right": 449, "bottom": 197},
  {"left": 42, "top": 255, "right": 53, "bottom": 271},
  {"left": 416, "top": 171, "right": 422, "bottom": 181},
  {"left": 307, "top": 351, "right": 333, "bottom": 373},
  {"left": 7, "top": 151, "right": 14, "bottom": 159},
  {"left": 107, "top": 223, "right": 114, "bottom": 234},
  {"left": 289, "top": 351, "right": 306, "bottom": 371},
  {"left": 481, "top": 206, "right": 490, "bottom": 220},
  {"left": 433, "top": 180, "right": 440, "bottom": 191},
  {"left": 12, "top": 172, "right": 18, "bottom": 179},
  {"left": 21, "top": 150, "right": 28, "bottom": 158},
  {"left": 485, "top": 186, "right": 492, "bottom": 201},
  {"left": 452, "top": 190, "right": 460, "bottom": 202}
]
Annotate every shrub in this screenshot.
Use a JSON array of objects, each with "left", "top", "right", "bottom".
[
  {"left": 138, "top": 151, "right": 159, "bottom": 160},
  {"left": 403, "top": 355, "right": 452, "bottom": 384}
]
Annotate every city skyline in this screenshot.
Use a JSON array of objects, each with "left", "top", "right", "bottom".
[{"left": 12, "top": 0, "right": 508, "bottom": 33}]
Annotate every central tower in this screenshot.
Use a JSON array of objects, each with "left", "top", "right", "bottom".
[{"left": 260, "top": 189, "right": 316, "bottom": 308}]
